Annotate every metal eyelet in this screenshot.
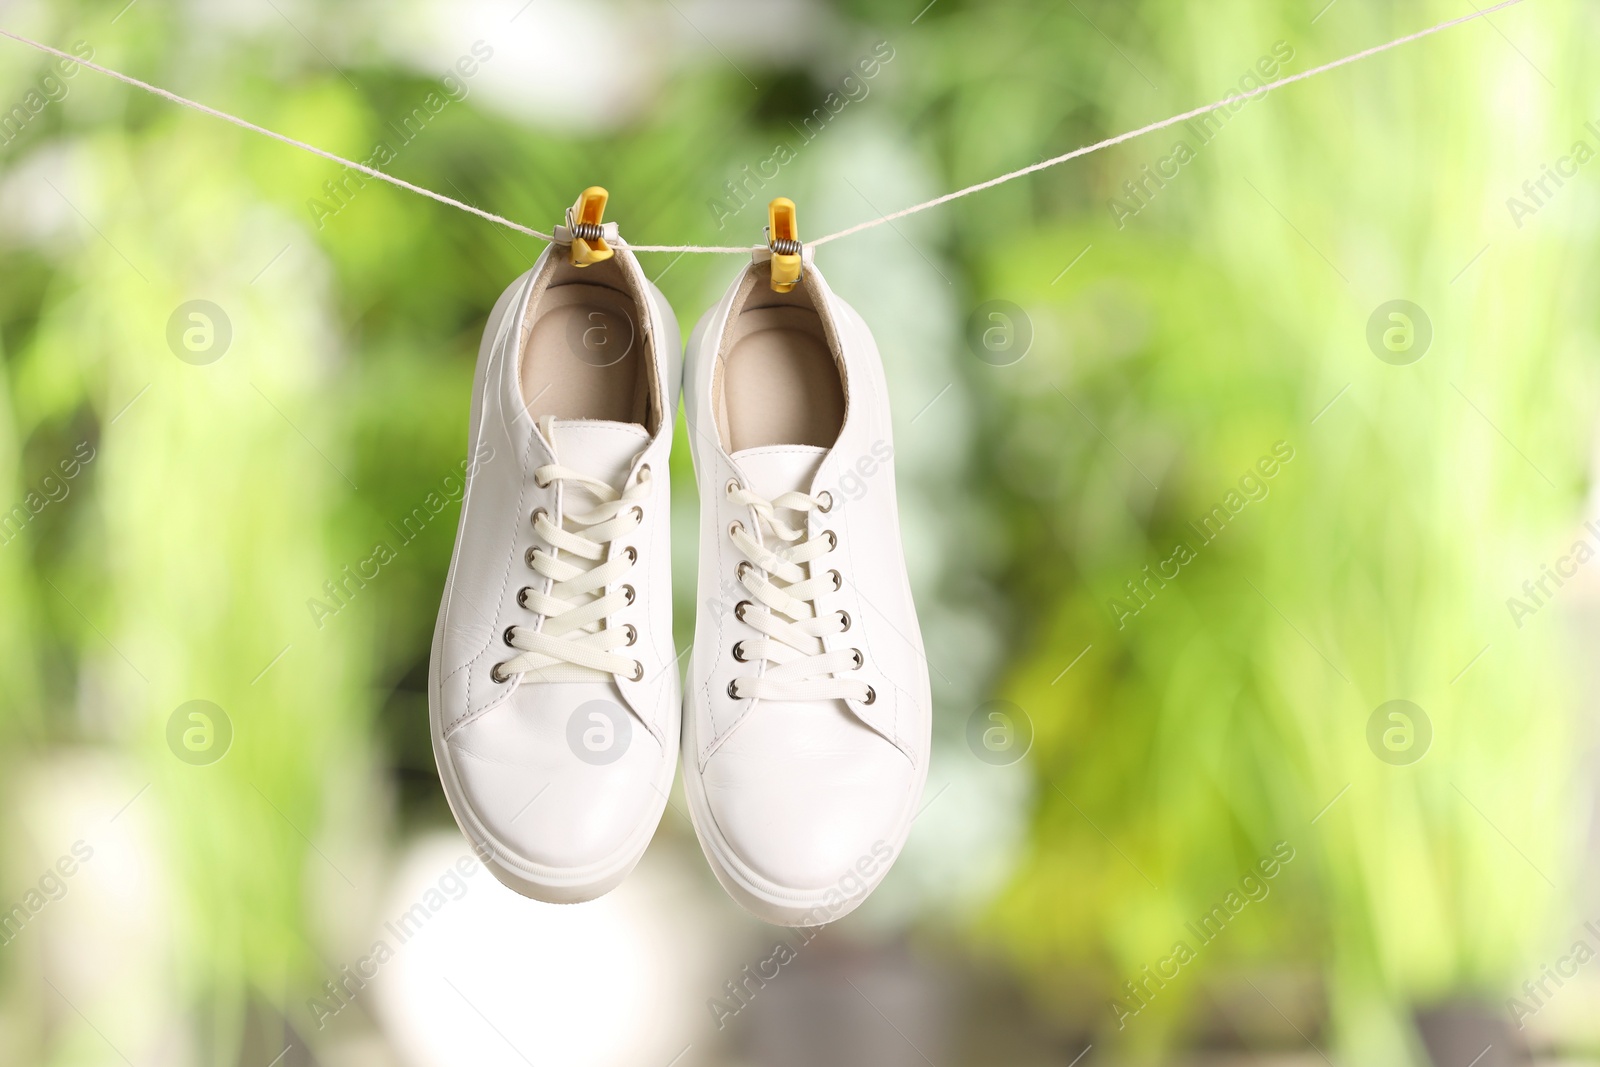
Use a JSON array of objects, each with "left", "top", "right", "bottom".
[
  {"left": 837, "top": 610, "right": 851, "bottom": 631},
  {"left": 727, "top": 680, "right": 741, "bottom": 699},
  {"left": 622, "top": 546, "right": 637, "bottom": 563},
  {"left": 534, "top": 471, "right": 552, "bottom": 488},
  {"left": 732, "top": 640, "right": 747, "bottom": 662},
  {"left": 728, "top": 520, "right": 744, "bottom": 539},
  {"left": 503, "top": 626, "right": 517, "bottom": 646},
  {"left": 630, "top": 505, "right": 643, "bottom": 522},
  {"left": 525, "top": 546, "right": 540, "bottom": 568},
  {"left": 638, "top": 464, "right": 651, "bottom": 480},
  {"left": 623, "top": 624, "right": 637, "bottom": 646},
  {"left": 630, "top": 660, "right": 645, "bottom": 681},
  {"left": 622, "top": 584, "right": 636, "bottom": 604},
  {"left": 736, "top": 560, "right": 754, "bottom": 582},
  {"left": 517, "top": 586, "right": 533, "bottom": 609},
  {"left": 490, "top": 662, "right": 511, "bottom": 683},
  {"left": 822, "top": 529, "right": 837, "bottom": 550},
  {"left": 817, "top": 491, "right": 834, "bottom": 513},
  {"left": 734, "top": 600, "right": 752, "bottom": 622},
  {"left": 828, "top": 569, "right": 842, "bottom": 590},
  {"left": 862, "top": 685, "right": 876, "bottom": 705},
  {"left": 726, "top": 479, "right": 741, "bottom": 498},
  {"left": 850, "top": 648, "right": 864, "bottom": 669},
  {"left": 530, "top": 507, "right": 546, "bottom": 529}
]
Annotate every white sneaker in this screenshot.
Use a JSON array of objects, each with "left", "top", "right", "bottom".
[
  {"left": 681, "top": 209, "right": 931, "bottom": 926},
  {"left": 429, "top": 190, "right": 681, "bottom": 903}
]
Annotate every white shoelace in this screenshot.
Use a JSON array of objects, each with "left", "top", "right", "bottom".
[
  {"left": 725, "top": 482, "right": 873, "bottom": 705},
  {"left": 496, "top": 419, "right": 648, "bottom": 685}
]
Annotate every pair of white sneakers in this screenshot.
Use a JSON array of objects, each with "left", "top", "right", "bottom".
[{"left": 428, "top": 190, "right": 931, "bottom": 926}]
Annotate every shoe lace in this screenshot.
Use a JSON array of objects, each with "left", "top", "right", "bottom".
[
  {"left": 495, "top": 418, "right": 648, "bottom": 685},
  {"left": 725, "top": 482, "right": 874, "bottom": 705}
]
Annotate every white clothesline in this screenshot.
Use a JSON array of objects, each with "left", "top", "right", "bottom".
[{"left": 0, "top": 0, "right": 1531, "bottom": 253}]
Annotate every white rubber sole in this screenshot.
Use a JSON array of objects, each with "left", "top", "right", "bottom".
[{"left": 428, "top": 261, "right": 683, "bottom": 905}]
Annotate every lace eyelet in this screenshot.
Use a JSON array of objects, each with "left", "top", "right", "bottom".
[
  {"left": 623, "top": 624, "right": 637, "bottom": 646},
  {"left": 622, "top": 584, "right": 636, "bottom": 604},
  {"left": 736, "top": 560, "right": 754, "bottom": 582},
  {"left": 836, "top": 609, "right": 851, "bottom": 631},
  {"left": 850, "top": 648, "right": 863, "bottom": 669},
  {"left": 630, "top": 505, "right": 643, "bottom": 522},
  {"left": 630, "top": 660, "right": 645, "bottom": 681},
  {"left": 534, "top": 472, "right": 551, "bottom": 488},
  {"left": 638, "top": 464, "right": 651, "bottom": 481},
  {"left": 732, "top": 640, "right": 747, "bottom": 662},
  {"left": 525, "top": 546, "right": 540, "bottom": 568},
  {"left": 530, "top": 507, "right": 546, "bottom": 529},
  {"left": 727, "top": 679, "right": 741, "bottom": 699},
  {"left": 503, "top": 626, "right": 517, "bottom": 647},
  {"left": 622, "top": 546, "right": 637, "bottom": 563},
  {"left": 728, "top": 520, "right": 743, "bottom": 539},
  {"left": 490, "top": 662, "right": 512, "bottom": 683},
  {"left": 862, "top": 685, "right": 876, "bottom": 705},
  {"left": 828, "top": 569, "right": 842, "bottom": 590},
  {"left": 817, "top": 491, "right": 834, "bottom": 513},
  {"left": 734, "top": 600, "right": 752, "bottom": 622},
  {"left": 823, "top": 529, "right": 837, "bottom": 550},
  {"left": 517, "top": 586, "right": 533, "bottom": 609},
  {"left": 726, "top": 479, "right": 741, "bottom": 498}
]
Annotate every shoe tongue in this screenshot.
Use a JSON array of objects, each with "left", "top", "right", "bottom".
[
  {"left": 547, "top": 419, "right": 650, "bottom": 486},
  {"left": 731, "top": 445, "right": 827, "bottom": 502}
]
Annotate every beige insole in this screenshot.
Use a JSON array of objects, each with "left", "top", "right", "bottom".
[
  {"left": 719, "top": 306, "right": 846, "bottom": 451},
  {"left": 520, "top": 283, "right": 649, "bottom": 425}
]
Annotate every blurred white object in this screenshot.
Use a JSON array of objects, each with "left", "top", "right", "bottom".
[
  {"left": 373, "top": 832, "right": 720, "bottom": 1067},
  {"left": 373, "top": 0, "right": 820, "bottom": 131},
  {"left": 373, "top": 0, "right": 660, "bottom": 131},
  {"left": 3, "top": 753, "right": 187, "bottom": 1066}
]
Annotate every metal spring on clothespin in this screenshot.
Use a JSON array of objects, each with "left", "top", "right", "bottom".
[
  {"left": 765, "top": 197, "right": 801, "bottom": 293},
  {"left": 566, "top": 187, "right": 614, "bottom": 267}
]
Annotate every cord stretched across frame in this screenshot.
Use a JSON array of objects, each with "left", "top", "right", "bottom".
[{"left": 0, "top": 0, "right": 1531, "bottom": 253}]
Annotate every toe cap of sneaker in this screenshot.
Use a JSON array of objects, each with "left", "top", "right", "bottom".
[
  {"left": 445, "top": 684, "right": 669, "bottom": 874},
  {"left": 700, "top": 701, "right": 917, "bottom": 894}
]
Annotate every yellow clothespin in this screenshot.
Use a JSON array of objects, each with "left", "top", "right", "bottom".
[
  {"left": 766, "top": 197, "right": 801, "bottom": 293},
  {"left": 567, "top": 186, "right": 614, "bottom": 267}
]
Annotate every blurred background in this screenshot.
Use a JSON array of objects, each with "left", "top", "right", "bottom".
[{"left": 1, "top": 0, "right": 1597, "bottom": 1063}]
